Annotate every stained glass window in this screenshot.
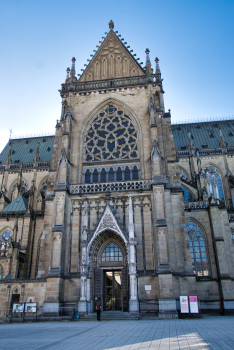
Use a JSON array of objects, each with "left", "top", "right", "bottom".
[
  {"left": 231, "top": 229, "right": 234, "bottom": 240},
  {"left": 0, "top": 230, "right": 12, "bottom": 258},
  {"left": 208, "top": 166, "right": 224, "bottom": 200},
  {"left": 85, "top": 105, "right": 138, "bottom": 162},
  {"left": 187, "top": 221, "right": 208, "bottom": 276},
  {"left": 0, "top": 265, "right": 3, "bottom": 279},
  {"left": 182, "top": 186, "right": 195, "bottom": 202},
  {"left": 102, "top": 243, "right": 123, "bottom": 262}
]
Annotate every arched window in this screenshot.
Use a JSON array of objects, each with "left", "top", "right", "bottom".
[
  {"left": 101, "top": 168, "right": 106, "bottom": 182},
  {"left": 102, "top": 243, "right": 123, "bottom": 262},
  {"left": 108, "top": 167, "right": 114, "bottom": 182},
  {"left": 93, "top": 169, "right": 99, "bottom": 183},
  {"left": 208, "top": 166, "right": 224, "bottom": 200},
  {"left": 40, "top": 179, "right": 48, "bottom": 197},
  {"left": 231, "top": 229, "right": 234, "bottom": 240},
  {"left": 132, "top": 166, "right": 139, "bottom": 180},
  {"left": 85, "top": 105, "right": 138, "bottom": 162},
  {"left": 0, "top": 230, "right": 12, "bottom": 258},
  {"left": 187, "top": 221, "right": 208, "bottom": 276},
  {"left": 124, "top": 166, "right": 130, "bottom": 180},
  {"left": 116, "top": 167, "right": 122, "bottom": 181},
  {"left": 0, "top": 265, "right": 3, "bottom": 279},
  {"left": 85, "top": 169, "right": 91, "bottom": 183},
  {"left": 182, "top": 186, "right": 195, "bottom": 202}
]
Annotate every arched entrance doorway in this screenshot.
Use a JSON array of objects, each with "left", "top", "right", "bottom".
[{"left": 89, "top": 229, "right": 129, "bottom": 312}]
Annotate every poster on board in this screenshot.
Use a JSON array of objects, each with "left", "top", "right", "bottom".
[
  {"left": 25, "top": 303, "right": 37, "bottom": 313},
  {"left": 180, "top": 296, "right": 189, "bottom": 313},
  {"left": 12, "top": 303, "right": 24, "bottom": 313},
  {"left": 189, "top": 296, "right": 199, "bottom": 313}
]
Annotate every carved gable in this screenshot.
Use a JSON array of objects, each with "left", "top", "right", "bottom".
[
  {"left": 79, "top": 31, "right": 145, "bottom": 82},
  {"left": 88, "top": 205, "right": 128, "bottom": 252}
]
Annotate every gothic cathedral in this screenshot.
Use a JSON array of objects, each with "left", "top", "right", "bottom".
[{"left": 0, "top": 21, "right": 234, "bottom": 318}]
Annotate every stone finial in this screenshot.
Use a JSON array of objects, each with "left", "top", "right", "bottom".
[
  {"left": 34, "top": 142, "right": 40, "bottom": 162},
  {"left": 188, "top": 130, "right": 194, "bottom": 150},
  {"left": 66, "top": 67, "right": 70, "bottom": 80},
  {"left": 219, "top": 126, "right": 227, "bottom": 148},
  {"left": 70, "top": 57, "right": 76, "bottom": 77},
  {"left": 155, "top": 57, "right": 161, "bottom": 74},
  {"left": 145, "top": 48, "right": 151, "bottom": 64},
  {"left": 6, "top": 146, "right": 12, "bottom": 165},
  {"left": 109, "top": 20, "right": 114, "bottom": 30},
  {"left": 145, "top": 48, "right": 152, "bottom": 74}
]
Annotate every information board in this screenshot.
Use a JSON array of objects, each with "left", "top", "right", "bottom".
[
  {"left": 12, "top": 303, "right": 24, "bottom": 313},
  {"left": 180, "top": 296, "right": 189, "bottom": 313},
  {"left": 189, "top": 296, "right": 199, "bottom": 313},
  {"left": 145, "top": 285, "right": 151, "bottom": 291},
  {"left": 25, "top": 303, "right": 37, "bottom": 313}
]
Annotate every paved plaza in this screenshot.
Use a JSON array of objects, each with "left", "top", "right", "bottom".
[{"left": 1, "top": 316, "right": 234, "bottom": 350}]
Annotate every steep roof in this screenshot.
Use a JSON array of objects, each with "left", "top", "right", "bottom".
[
  {"left": 172, "top": 120, "right": 234, "bottom": 150},
  {"left": 78, "top": 28, "right": 145, "bottom": 82},
  {"left": 0, "top": 136, "right": 55, "bottom": 165},
  {"left": 1, "top": 195, "right": 28, "bottom": 212}
]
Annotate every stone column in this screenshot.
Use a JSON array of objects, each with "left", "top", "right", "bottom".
[
  {"left": 78, "top": 201, "right": 89, "bottom": 313},
  {"left": 128, "top": 195, "right": 139, "bottom": 313}
]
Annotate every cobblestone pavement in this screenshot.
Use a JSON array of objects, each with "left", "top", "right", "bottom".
[{"left": 1, "top": 316, "right": 234, "bottom": 350}]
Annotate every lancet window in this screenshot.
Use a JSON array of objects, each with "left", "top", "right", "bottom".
[
  {"left": 0, "top": 230, "right": 12, "bottom": 258},
  {"left": 40, "top": 179, "right": 48, "bottom": 197},
  {"left": 187, "top": 221, "right": 208, "bottom": 277},
  {"left": 231, "top": 229, "right": 234, "bottom": 240},
  {"left": 85, "top": 105, "right": 138, "bottom": 162},
  {"left": 102, "top": 243, "right": 123, "bottom": 262},
  {"left": 207, "top": 166, "right": 224, "bottom": 200},
  {"left": 182, "top": 186, "right": 195, "bottom": 202},
  {"left": 84, "top": 165, "right": 139, "bottom": 183}
]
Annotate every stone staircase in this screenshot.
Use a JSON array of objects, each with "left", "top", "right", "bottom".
[{"left": 79, "top": 311, "right": 139, "bottom": 321}]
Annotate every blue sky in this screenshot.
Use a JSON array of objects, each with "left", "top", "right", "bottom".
[{"left": 0, "top": 0, "right": 233, "bottom": 152}]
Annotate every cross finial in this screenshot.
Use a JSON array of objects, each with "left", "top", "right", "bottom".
[
  {"left": 9, "top": 129, "right": 13, "bottom": 139},
  {"left": 109, "top": 20, "right": 114, "bottom": 30}
]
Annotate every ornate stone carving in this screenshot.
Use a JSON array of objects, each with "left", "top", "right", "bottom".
[
  {"left": 53, "top": 232, "right": 61, "bottom": 240},
  {"left": 85, "top": 105, "right": 138, "bottom": 162},
  {"left": 151, "top": 140, "right": 161, "bottom": 158}
]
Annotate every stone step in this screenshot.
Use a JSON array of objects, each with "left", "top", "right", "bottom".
[{"left": 79, "top": 312, "right": 139, "bottom": 321}]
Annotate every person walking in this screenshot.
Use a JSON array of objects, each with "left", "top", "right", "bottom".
[{"left": 96, "top": 300, "right": 102, "bottom": 321}]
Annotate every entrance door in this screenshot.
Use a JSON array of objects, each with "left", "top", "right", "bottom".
[{"left": 104, "top": 270, "right": 122, "bottom": 311}]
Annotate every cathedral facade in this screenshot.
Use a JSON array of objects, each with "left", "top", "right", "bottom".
[{"left": 0, "top": 21, "right": 234, "bottom": 318}]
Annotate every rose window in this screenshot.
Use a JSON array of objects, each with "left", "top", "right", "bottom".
[{"left": 85, "top": 105, "right": 138, "bottom": 162}]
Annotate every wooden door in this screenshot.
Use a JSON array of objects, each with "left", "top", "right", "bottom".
[{"left": 94, "top": 268, "right": 102, "bottom": 310}]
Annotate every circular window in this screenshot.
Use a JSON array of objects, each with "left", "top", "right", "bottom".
[
  {"left": 2, "top": 230, "right": 12, "bottom": 241},
  {"left": 85, "top": 105, "right": 138, "bottom": 162}
]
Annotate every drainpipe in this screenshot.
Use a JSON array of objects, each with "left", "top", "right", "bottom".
[{"left": 207, "top": 207, "right": 224, "bottom": 315}]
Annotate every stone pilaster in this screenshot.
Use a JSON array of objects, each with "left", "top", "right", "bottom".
[{"left": 128, "top": 195, "right": 139, "bottom": 313}]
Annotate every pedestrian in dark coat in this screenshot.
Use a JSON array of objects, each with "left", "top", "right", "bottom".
[{"left": 96, "top": 301, "right": 102, "bottom": 321}]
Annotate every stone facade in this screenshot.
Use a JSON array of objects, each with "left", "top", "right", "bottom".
[{"left": 0, "top": 21, "right": 234, "bottom": 318}]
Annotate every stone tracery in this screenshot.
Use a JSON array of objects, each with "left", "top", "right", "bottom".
[{"left": 85, "top": 105, "right": 138, "bottom": 162}]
